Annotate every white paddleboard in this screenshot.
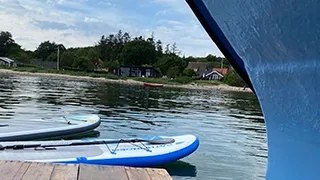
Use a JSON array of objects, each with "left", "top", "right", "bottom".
[
  {"left": 0, "top": 134, "right": 199, "bottom": 167},
  {"left": 0, "top": 114, "right": 101, "bottom": 141}
]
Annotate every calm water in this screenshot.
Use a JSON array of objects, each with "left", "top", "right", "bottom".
[{"left": 0, "top": 74, "right": 267, "bottom": 180}]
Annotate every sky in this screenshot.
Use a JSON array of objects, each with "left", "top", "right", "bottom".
[{"left": 0, "top": 0, "right": 223, "bottom": 57}]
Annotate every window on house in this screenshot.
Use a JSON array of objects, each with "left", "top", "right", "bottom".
[{"left": 146, "top": 69, "right": 151, "bottom": 77}]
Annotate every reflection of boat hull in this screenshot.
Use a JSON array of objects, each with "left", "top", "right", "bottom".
[
  {"left": 144, "top": 83, "right": 164, "bottom": 88},
  {"left": 160, "top": 160, "right": 197, "bottom": 178},
  {"left": 187, "top": 0, "right": 320, "bottom": 179}
]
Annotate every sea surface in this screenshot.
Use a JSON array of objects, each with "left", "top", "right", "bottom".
[{"left": 0, "top": 74, "right": 267, "bottom": 180}]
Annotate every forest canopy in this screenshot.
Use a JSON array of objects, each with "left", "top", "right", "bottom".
[{"left": 0, "top": 30, "right": 230, "bottom": 76}]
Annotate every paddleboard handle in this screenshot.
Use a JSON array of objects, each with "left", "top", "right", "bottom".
[{"left": 62, "top": 116, "right": 71, "bottom": 124}]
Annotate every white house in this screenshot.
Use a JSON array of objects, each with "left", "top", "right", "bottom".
[
  {"left": 0, "top": 57, "right": 16, "bottom": 67},
  {"left": 205, "top": 70, "right": 224, "bottom": 80}
]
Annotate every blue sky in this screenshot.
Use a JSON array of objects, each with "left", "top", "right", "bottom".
[{"left": 0, "top": 0, "right": 223, "bottom": 57}]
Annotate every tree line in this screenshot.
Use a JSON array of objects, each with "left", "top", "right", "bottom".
[{"left": 0, "top": 30, "right": 231, "bottom": 78}]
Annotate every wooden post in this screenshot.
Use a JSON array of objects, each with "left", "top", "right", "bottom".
[
  {"left": 57, "top": 46, "right": 60, "bottom": 71},
  {"left": 220, "top": 58, "right": 224, "bottom": 69}
]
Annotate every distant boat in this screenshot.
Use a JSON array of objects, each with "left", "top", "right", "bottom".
[
  {"left": 143, "top": 83, "right": 164, "bottom": 88},
  {"left": 187, "top": 0, "right": 320, "bottom": 179}
]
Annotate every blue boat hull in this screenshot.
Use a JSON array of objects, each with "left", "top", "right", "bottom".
[{"left": 187, "top": 0, "right": 320, "bottom": 179}]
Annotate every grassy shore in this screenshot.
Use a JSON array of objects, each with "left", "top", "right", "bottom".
[
  {"left": 4, "top": 66, "right": 120, "bottom": 80},
  {"left": 0, "top": 66, "right": 252, "bottom": 92},
  {"left": 1, "top": 65, "right": 212, "bottom": 85}
]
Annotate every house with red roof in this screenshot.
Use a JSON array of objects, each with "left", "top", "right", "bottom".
[
  {"left": 212, "top": 68, "right": 229, "bottom": 76},
  {"left": 187, "top": 62, "right": 231, "bottom": 80}
]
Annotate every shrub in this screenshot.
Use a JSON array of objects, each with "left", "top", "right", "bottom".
[
  {"left": 223, "top": 70, "right": 246, "bottom": 87},
  {"left": 172, "top": 76, "right": 194, "bottom": 84},
  {"left": 166, "top": 66, "right": 180, "bottom": 78},
  {"left": 182, "top": 68, "right": 196, "bottom": 77}
]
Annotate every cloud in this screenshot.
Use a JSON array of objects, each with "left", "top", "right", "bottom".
[
  {"left": 84, "top": 17, "right": 102, "bottom": 23},
  {"left": 0, "top": 0, "right": 223, "bottom": 57},
  {"left": 148, "top": 0, "right": 223, "bottom": 57},
  {"left": 34, "top": 20, "right": 72, "bottom": 30},
  {"left": 151, "top": 0, "right": 191, "bottom": 15},
  {"left": 151, "top": 19, "right": 219, "bottom": 57}
]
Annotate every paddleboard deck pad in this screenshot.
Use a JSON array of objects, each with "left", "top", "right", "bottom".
[
  {"left": 0, "top": 114, "right": 101, "bottom": 141},
  {"left": 0, "top": 134, "right": 199, "bottom": 167}
]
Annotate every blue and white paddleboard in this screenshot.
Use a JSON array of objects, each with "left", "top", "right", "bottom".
[
  {"left": 0, "top": 134, "right": 199, "bottom": 167},
  {"left": 0, "top": 114, "right": 101, "bottom": 141}
]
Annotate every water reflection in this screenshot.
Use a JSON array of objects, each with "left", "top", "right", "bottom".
[
  {"left": 160, "top": 161, "right": 197, "bottom": 177},
  {"left": 0, "top": 74, "right": 267, "bottom": 180}
]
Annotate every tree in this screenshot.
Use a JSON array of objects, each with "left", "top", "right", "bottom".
[
  {"left": 0, "top": 31, "right": 34, "bottom": 62},
  {"left": 87, "top": 48, "right": 102, "bottom": 69},
  {"left": 171, "top": 43, "right": 177, "bottom": 54},
  {"left": 223, "top": 69, "right": 247, "bottom": 87},
  {"left": 0, "top": 31, "right": 18, "bottom": 57},
  {"left": 57, "top": 44, "right": 66, "bottom": 52},
  {"left": 146, "top": 32, "right": 155, "bottom": 46},
  {"left": 105, "top": 60, "right": 120, "bottom": 70},
  {"left": 122, "top": 32, "right": 131, "bottom": 43},
  {"left": 97, "top": 35, "right": 108, "bottom": 61},
  {"left": 73, "top": 56, "right": 94, "bottom": 71},
  {"left": 155, "top": 40, "right": 163, "bottom": 57},
  {"left": 35, "top": 41, "right": 65, "bottom": 61},
  {"left": 205, "top": 54, "right": 230, "bottom": 68},
  {"left": 156, "top": 54, "right": 187, "bottom": 75},
  {"left": 97, "top": 30, "right": 131, "bottom": 68},
  {"left": 60, "top": 50, "right": 75, "bottom": 68},
  {"left": 167, "top": 66, "right": 180, "bottom": 78},
  {"left": 46, "top": 52, "right": 57, "bottom": 62},
  {"left": 164, "top": 44, "right": 170, "bottom": 54},
  {"left": 120, "top": 38, "right": 156, "bottom": 66},
  {"left": 0, "top": 29, "right": 231, "bottom": 78}
]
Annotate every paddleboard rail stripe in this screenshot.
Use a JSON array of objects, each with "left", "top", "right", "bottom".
[
  {"left": 60, "top": 136, "right": 200, "bottom": 167},
  {"left": 0, "top": 135, "right": 199, "bottom": 167}
]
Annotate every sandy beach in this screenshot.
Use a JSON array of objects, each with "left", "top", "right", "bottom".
[{"left": 0, "top": 69, "right": 253, "bottom": 93}]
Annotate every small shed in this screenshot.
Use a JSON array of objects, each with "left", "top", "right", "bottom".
[
  {"left": 0, "top": 57, "right": 17, "bottom": 67},
  {"left": 116, "top": 65, "right": 160, "bottom": 77}
]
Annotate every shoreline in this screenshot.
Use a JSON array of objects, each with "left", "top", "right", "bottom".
[{"left": 0, "top": 69, "right": 253, "bottom": 93}]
